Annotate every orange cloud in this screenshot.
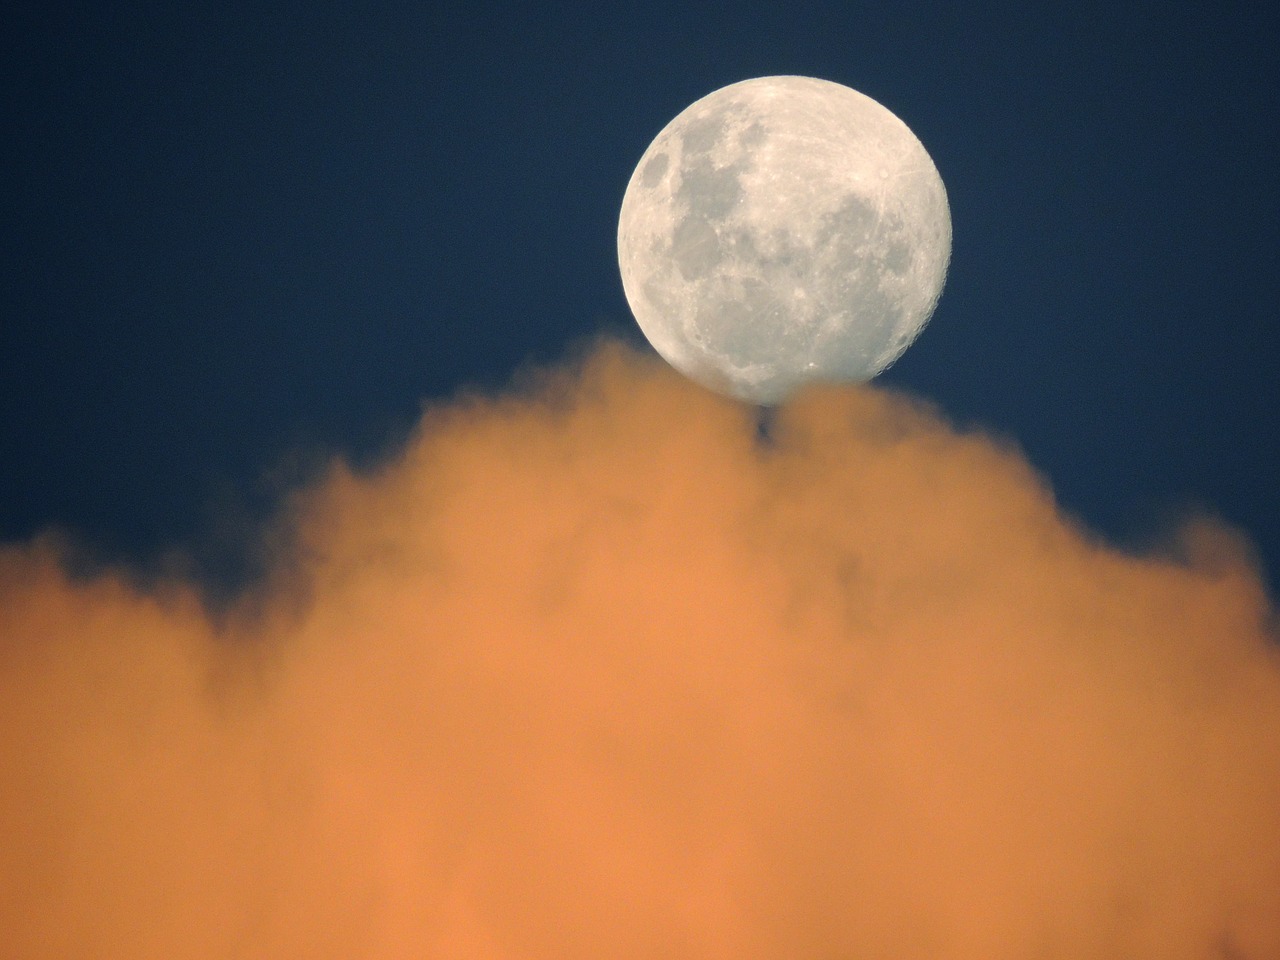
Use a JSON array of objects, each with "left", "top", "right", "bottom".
[{"left": 2, "top": 343, "right": 1278, "bottom": 958}]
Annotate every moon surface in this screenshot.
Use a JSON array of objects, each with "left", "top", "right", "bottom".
[{"left": 617, "top": 76, "right": 951, "bottom": 405}]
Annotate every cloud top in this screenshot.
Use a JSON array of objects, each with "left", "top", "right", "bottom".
[{"left": 2, "top": 343, "right": 1277, "bottom": 958}]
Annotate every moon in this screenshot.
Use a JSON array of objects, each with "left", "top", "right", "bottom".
[{"left": 617, "top": 76, "right": 951, "bottom": 405}]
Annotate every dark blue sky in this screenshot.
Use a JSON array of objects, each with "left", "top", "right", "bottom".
[{"left": 3, "top": 1, "right": 1277, "bottom": 595}]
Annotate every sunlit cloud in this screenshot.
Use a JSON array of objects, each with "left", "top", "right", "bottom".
[{"left": 2, "top": 343, "right": 1277, "bottom": 958}]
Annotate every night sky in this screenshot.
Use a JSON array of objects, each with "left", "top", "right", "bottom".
[{"left": 4, "top": 0, "right": 1277, "bottom": 595}]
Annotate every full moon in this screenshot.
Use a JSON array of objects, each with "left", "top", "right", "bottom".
[{"left": 617, "top": 76, "right": 951, "bottom": 405}]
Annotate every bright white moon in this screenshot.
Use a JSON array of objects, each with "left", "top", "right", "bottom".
[{"left": 617, "top": 75, "right": 951, "bottom": 405}]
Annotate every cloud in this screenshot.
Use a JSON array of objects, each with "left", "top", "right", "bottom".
[{"left": 2, "top": 342, "right": 1278, "bottom": 958}]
